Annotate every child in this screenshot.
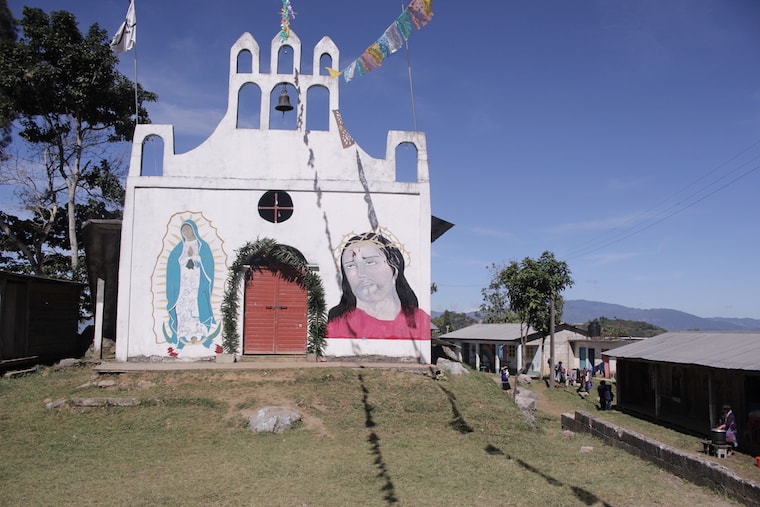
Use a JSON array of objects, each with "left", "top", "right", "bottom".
[{"left": 500, "top": 366, "right": 511, "bottom": 391}]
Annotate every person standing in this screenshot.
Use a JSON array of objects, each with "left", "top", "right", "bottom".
[
  {"left": 500, "top": 366, "right": 511, "bottom": 391},
  {"left": 717, "top": 404, "right": 738, "bottom": 455},
  {"left": 597, "top": 380, "right": 612, "bottom": 410},
  {"left": 554, "top": 361, "right": 564, "bottom": 386}
]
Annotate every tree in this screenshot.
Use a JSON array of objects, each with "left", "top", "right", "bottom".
[
  {"left": 480, "top": 263, "right": 519, "bottom": 323},
  {"left": 0, "top": 0, "right": 17, "bottom": 158},
  {"left": 483, "top": 251, "right": 573, "bottom": 377},
  {"left": 432, "top": 310, "right": 476, "bottom": 335},
  {"left": 0, "top": 7, "right": 156, "bottom": 276}
]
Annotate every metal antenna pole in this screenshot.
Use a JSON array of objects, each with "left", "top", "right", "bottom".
[{"left": 402, "top": 2, "right": 418, "bottom": 132}]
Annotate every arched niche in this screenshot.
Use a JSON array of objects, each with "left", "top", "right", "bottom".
[
  {"left": 140, "top": 135, "right": 164, "bottom": 176},
  {"left": 237, "top": 82, "right": 261, "bottom": 129},
  {"left": 395, "top": 142, "right": 418, "bottom": 182},
  {"left": 269, "top": 83, "right": 298, "bottom": 131},
  {"left": 318, "top": 53, "right": 333, "bottom": 76},
  {"left": 306, "top": 85, "right": 329, "bottom": 131},
  {"left": 277, "top": 45, "right": 295, "bottom": 74},
  {"left": 236, "top": 49, "right": 253, "bottom": 73}
]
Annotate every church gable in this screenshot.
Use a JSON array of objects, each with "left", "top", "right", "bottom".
[{"left": 116, "top": 29, "right": 432, "bottom": 364}]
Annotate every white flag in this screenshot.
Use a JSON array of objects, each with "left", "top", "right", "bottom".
[{"left": 110, "top": 0, "right": 136, "bottom": 53}]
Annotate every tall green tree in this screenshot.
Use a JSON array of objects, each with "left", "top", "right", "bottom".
[
  {"left": 0, "top": 7, "right": 156, "bottom": 276},
  {"left": 432, "top": 310, "right": 477, "bottom": 335},
  {"left": 483, "top": 251, "right": 573, "bottom": 375},
  {"left": 0, "top": 0, "right": 17, "bottom": 158},
  {"left": 480, "top": 263, "right": 519, "bottom": 323}
]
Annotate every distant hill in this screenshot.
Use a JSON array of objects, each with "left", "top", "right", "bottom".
[{"left": 563, "top": 300, "right": 760, "bottom": 332}]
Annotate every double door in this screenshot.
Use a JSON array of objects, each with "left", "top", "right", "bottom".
[{"left": 243, "top": 268, "right": 307, "bottom": 354}]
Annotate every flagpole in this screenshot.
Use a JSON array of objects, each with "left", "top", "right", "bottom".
[
  {"left": 132, "top": 0, "right": 138, "bottom": 125},
  {"left": 133, "top": 38, "right": 138, "bottom": 125},
  {"left": 402, "top": 2, "right": 418, "bottom": 132}
]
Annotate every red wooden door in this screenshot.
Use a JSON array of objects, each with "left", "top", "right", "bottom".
[{"left": 243, "top": 268, "right": 307, "bottom": 354}]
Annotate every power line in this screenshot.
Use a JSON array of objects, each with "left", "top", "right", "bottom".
[{"left": 562, "top": 139, "right": 760, "bottom": 261}]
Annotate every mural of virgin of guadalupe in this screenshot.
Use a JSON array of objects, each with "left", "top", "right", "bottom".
[
  {"left": 327, "top": 231, "right": 430, "bottom": 340},
  {"left": 166, "top": 220, "right": 216, "bottom": 349}
]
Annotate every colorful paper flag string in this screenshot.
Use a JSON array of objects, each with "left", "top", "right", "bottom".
[
  {"left": 327, "top": 0, "right": 433, "bottom": 82},
  {"left": 279, "top": 0, "right": 296, "bottom": 42}
]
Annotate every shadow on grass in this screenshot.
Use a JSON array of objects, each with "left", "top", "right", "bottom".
[
  {"left": 437, "top": 384, "right": 474, "bottom": 434},
  {"left": 484, "top": 445, "right": 613, "bottom": 507},
  {"left": 358, "top": 373, "right": 398, "bottom": 505}
]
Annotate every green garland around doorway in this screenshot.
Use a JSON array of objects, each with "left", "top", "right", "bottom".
[{"left": 221, "top": 238, "right": 327, "bottom": 358}]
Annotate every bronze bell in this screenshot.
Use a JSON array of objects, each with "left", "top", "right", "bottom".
[{"left": 274, "top": 86, "right": 293, "bottom": 113}]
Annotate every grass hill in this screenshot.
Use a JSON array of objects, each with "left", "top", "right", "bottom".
[{"left": 0, "top": 364, "right": 744, "bottom": 506}]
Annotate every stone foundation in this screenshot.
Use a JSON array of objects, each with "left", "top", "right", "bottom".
[{"left": 561, "top": 410, "right": 760, "bottom": 505}]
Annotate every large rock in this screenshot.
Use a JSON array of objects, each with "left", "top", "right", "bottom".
[
  {"left": 516, "top": 373, "right": 532, "bottom": 385},
  {"left": 435, "top": 358, "right": 469, "bottom": 375},
  {"left": 515, "top": 395, "right": 537, "bottom": 412},
  {"left": 52, "top": 358, "right": 82, "bottom": 370},
  {"left": 515, "top": 387, "right": 537, "bottom": 400},
  {"left": 248, "top": 406, "right": 302, "bottom": 433}
]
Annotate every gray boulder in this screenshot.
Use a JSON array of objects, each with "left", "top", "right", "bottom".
[
  {"left": 248, "top": 406, "right": 302, "bottom": 433},
  {"left": 516, "top": 373, "right": 532, "bottom": 385},
  {"left": 52, "top": 358, "right": 82, "bottom": 370},
  {"left": 435, "top": 358, "right": 469, "bottom": 375},
  {"left": 438, "top": 345, "right": 459, "bottom": 361},
  {"left": 515, "top": 387, "right": 537, "bottom": 400},
  {"left": 515, "top": 395, "right": 537, "bottom": 412}
]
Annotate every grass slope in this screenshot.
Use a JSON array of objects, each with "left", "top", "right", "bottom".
[{"left": 0, "top": 365, "right": 741, "bottom": 506}]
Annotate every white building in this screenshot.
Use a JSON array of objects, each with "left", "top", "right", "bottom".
[
  {"left": 439, "top": 323, "right": 639, "bottom": 378},
  {"left": 115, "top": 30, "right": 436, "bottom": 363}
]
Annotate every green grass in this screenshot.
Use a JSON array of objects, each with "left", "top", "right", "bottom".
[{"left": 0, "top": 365, "right": 742, "bottom": 506}]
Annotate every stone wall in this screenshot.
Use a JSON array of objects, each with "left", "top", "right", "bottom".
[{"left": 561, "top": 410, "right": 760, "bottom": 506}]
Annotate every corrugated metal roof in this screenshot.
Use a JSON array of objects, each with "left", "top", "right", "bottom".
[
  {"left": 439, "top": 323, "right": 535, "bottom": 342},
  {"left": 607, "top": 331, "right": 760, "bottom": 371}
]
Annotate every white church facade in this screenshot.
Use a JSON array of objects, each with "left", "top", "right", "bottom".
[{"left": 115, "top": 30, "right": 436, "bottom": 364}]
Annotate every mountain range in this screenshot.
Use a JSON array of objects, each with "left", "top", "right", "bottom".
[{"left": 562, "top": 300, "right": 760, "bottom": 332}]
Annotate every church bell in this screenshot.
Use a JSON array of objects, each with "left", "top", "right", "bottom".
[{"left": 274, "top": 86, "right": 294, "bottom": 113}]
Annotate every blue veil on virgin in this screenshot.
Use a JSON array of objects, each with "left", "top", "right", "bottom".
[{"left": 165, "top": 219, "right": 216, "bottom": 349}]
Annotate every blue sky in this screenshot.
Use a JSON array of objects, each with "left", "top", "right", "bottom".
[{"left": 8, "top": 0, "right": 760, "bottom": 319}]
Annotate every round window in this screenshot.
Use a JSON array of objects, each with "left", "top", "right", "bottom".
[{"left": 258, "top": 190, "right": 294, "bottom": 223}]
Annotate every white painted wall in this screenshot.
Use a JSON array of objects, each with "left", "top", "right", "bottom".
[{"left": 115, "top": 31, "right": 432, "bottom": 363}]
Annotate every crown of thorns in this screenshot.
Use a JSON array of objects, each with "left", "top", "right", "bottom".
[{"left": 333, "top": 227, "right": 411, "bottom": 268}]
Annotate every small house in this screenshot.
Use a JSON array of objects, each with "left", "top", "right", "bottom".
[
  {"left": 441, "top": 322, "right": 638, "bottom": 379},
  {"left": 438, "top": 323, "right": 534, "bottom": 373},
  {"left": 608, "top": 331, "right": 760, "bottom": 456}
]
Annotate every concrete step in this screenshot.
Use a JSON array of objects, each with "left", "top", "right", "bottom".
[{"left": 236, "top": 354, "right": 311, "bottom": 363}]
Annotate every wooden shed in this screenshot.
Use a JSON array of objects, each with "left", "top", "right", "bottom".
[
  {"left": 0, "top": 271, "right": 86, "bottom": 369},
  {"left": 609, "top": 331, "right": 760, "bottom": 457}
]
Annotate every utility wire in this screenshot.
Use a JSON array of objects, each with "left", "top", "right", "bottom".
[{"left": 562, "top": 138, "right": 760, "bottom": 261}]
